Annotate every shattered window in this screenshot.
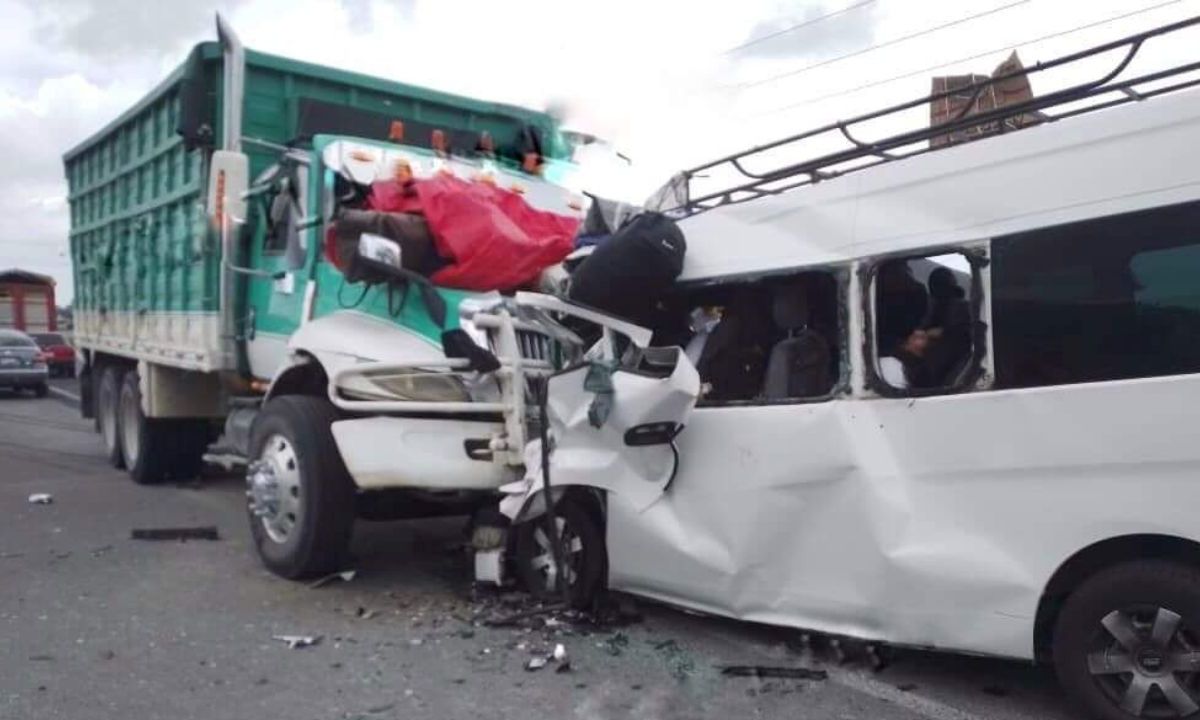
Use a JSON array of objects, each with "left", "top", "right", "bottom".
[
  {"left": 671, "top": 270, "right": 841, "bottom": 404},
  {"left": 993, "top": 201, "right": 1200, "bottom": 388},
  {"left": 873, "top": 252, "right": 975, "bottom": 392}
]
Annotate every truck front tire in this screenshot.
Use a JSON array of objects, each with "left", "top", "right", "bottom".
[{"left": 247, "top": 396, "right": 355, "bottom": 580}]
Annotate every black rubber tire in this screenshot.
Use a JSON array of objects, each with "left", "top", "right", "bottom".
[
  {"left": 1054, "top": 560, "right": 1200, "bottom": 720},
  {"left": 33, "top": 383, "right": 48, "bottom": 398},
  {"left": 247, "top": 396, "right": 355, "bottom": 580},
  {"left": 515, "top": 495, "right": 606, "bottom": 609},
  {"left": 170, "top": 419, "right": 211, "bottom": 483},
  {"left": 119, "top": 370, "right": 182, "bottom": 485},
  {"left": 97, "top": 365, "right": 126, "bottom": 469}
]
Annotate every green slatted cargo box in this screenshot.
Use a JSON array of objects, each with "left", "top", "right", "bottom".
[
  {"left": 64, "top": 26, "right": 566, "bottom": 374},
  {"left": 61, "top": 17, "right": 589, "bottom": 568}
]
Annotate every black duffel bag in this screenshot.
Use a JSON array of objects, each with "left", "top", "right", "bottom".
[{"left": 568, "top": 211, "right": 686, "bottom": 324}]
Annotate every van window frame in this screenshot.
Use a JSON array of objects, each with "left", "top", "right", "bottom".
[
  {"left": 674, "top": 263, "right": 851, "bottom": 408},
  {"left": 860, "top": 244, "right": 991, "bottom": 399}
]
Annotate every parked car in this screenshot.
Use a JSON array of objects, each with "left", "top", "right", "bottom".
[
  {"left": 30, "top": 332, "right": 75, "bottom": 378},
  {"left": 0, "top": 329, "right": 49, "bottom": 397}
]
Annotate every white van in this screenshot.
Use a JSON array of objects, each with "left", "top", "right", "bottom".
[{"left": 485, "top": 19, "right": 1200, "bottom": 720}]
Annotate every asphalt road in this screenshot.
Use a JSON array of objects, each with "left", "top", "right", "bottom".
[{"left": 1, "top": 386, "right": 1085, "bottom": 720}]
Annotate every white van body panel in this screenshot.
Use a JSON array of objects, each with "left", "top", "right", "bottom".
[
  {"left": 608, "top": 373, "right": 1200, "bottom": 659},
  {"left": 596, "top": 88, "right": 1200, "bottom": 661},
  {"left": 500, "top": 350, "right": 700, "bottom": 520}
]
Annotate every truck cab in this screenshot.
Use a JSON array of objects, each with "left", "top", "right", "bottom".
[
  {"left": 64, "top": 16, "right": 632, "bottom": 578},
  {"left": 222, "top": 132, "right": 594, "bottom": 576}
]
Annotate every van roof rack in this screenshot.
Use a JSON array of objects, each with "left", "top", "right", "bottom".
[{"left": 670, "top": 14, "right": 1200, "bottom": 217}]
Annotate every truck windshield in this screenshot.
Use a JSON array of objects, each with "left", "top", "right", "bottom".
[
  {"left": 318, "top": 134, "right": 640, "bottom": 216},
  {"left": 319, "top": 137, "right": 593, "bottom": 218}
]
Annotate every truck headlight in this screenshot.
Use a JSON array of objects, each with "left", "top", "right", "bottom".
[{"left": 343, "top": 370, "right": 470, "bottom": 403}]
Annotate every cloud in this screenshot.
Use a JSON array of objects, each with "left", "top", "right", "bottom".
[
  {"left": 733, "top": 1, "right": 877, "bottom": 60},
  {"left": 0, "top": 73, "right": 144, "bottom": 303},
  {"left": 28, "top": 0, "right": 246, "bottom": 60}
]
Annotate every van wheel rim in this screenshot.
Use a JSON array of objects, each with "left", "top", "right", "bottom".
[
  {"left": 119, "top": 386, "right": 140, "bottom": 465},
  {"left": 1088, "top": 606, "right": 1200, "bottom": 717},
  {"left": 529, "top": 517, "right": 584, "bottom": 592},
  {"left": 249, "top": 434, "right": 301, "bottom": 545}
]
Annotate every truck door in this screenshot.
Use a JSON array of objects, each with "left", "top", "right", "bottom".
[{"left": 244, "top": 156, "right": 314, "bottom": 380}]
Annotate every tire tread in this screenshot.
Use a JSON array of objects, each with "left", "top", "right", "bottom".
[
  {"left": 248, "top": 396, "right": 354, "bottom": 579},
  {"left": 1053, "top": 559, "right": 1200, "bottom": 720}
]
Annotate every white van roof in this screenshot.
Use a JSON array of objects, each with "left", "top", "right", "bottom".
[{"left": 677, "top": 84, "right": 1200, "bottom": 282}]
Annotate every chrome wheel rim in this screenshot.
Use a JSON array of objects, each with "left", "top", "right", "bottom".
[
  {"left": 247, "top": 434, "right": 301, "bottom": 545},
  {"left": 119, "top": 384, "right": 140, "bottom": 465},
  {"left": 528, "top": 517, "right": 584, "bottom": 592},
  {"left": 1088, "top": 605, "right": 1200, "bottom": 717}
]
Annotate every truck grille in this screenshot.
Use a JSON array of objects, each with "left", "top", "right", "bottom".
[{"left": 515, "top": 330, "right": 553, "bottom": 362}]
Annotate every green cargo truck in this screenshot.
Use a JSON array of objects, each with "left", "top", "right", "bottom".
[{"left": 65, "top": 16, "right": 594, "bottom": 578}]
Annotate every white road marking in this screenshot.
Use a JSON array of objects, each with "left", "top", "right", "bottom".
[{"left": 48, "top": 385, "right": 80, "bottom": 403}]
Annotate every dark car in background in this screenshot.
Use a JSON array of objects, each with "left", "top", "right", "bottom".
[
  {"left": 30, "top": 332, "right": 75, "bottom": 378},
  {"left": 0, "top": 330, "right": 49, "bottom": 397}
]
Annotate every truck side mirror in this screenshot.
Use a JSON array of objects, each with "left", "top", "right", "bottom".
[{"left": 207, "top": 151, "right": 249, "bottom": 228}]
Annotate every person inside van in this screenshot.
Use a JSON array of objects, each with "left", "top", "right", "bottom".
[
  {"left": 920, "top": 267, "right": 974, "bottom": 386},
  {"left": 879, "top": 326, "right": 932, "bottom": 389},
  {"left": 695, "top": 288, "right": 772, "bottom": 402},
  {"left": 684, "top": 305, "right": 723, "bottom": 368},
  {"left": 877, "top": 261, "right": 932, "bottom": 389}
]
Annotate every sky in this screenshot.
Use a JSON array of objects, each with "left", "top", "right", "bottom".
[{"left": 3, "top": 0, "right": 1199, "bottom": 304}]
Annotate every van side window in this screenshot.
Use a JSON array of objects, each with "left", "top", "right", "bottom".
[
  {"left": 992, "top": 201, "right": 1200, "bottom": 388},
  {"left": 664, "top": 270, "right": 841, "bottom": 404},
  {"left": 873, "top": 253, "right": 976, "bottom": 392}
]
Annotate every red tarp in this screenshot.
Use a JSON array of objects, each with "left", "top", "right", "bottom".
[{"left": 368, "top": 175, "right": 578, "bottom": 291}]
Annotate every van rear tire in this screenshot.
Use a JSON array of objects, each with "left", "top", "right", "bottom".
[
  {"left": 247, "top": 396, "right": 354, "bottom": 580},
  {"left": 97, "top": 365, "right": 125, "bottom": 469},
  {"left": 1053, "top": 560, "right": 1200, "bottom": 720}
]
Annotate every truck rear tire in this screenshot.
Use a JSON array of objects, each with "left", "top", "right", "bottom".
[
  {"left": 97, "top": 365, "right": 126, "bottom": 469},
  {"left": 246, "top": 396, "right": 355, "bottom": 580},
  {"left": 118, "top": 370, "right": 207, "bottom": 485}
]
